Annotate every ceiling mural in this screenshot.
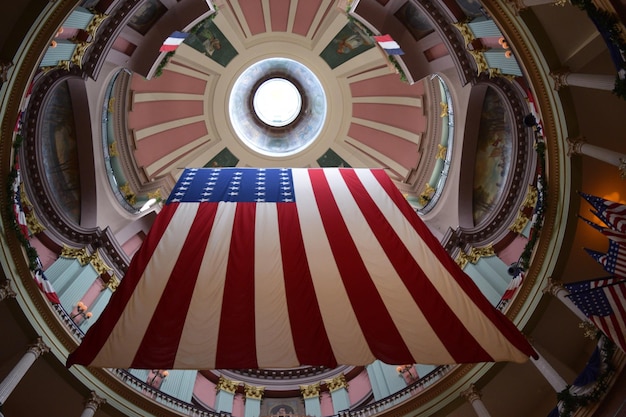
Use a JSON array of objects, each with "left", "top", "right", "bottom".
[
  {"left": 184, "top": 18, "right": 238, "bottom": 67},
  {"left": 472, "top": 87, "right": 513, "bottom": 225},
  {"left": 319, "top": 21, "right": 375, "bottom": 69},
  {"left": 39, "top": 80, "right": 81, "bottom": 224}
]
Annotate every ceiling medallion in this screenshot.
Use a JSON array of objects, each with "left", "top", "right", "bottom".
[{"left": 229, "top": 57, "right": 327, "bottom": 157}]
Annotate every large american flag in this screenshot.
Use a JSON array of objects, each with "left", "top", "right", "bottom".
[
  {"left": 67, "top": 168, "right": 534, "bottom": 369},
  {"left": 565, "top": 277, "right": 626, "bottom": 353}
]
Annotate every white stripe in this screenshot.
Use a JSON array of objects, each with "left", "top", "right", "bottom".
[
  {"left": 378, "top": 40, "right": 401, "bottom": 50},
  {"left": 92, "top": 203, "right": 201, "bottom": 368},
  {"left": 323, "top": 169, "right": 454, "bottom": 363},
  {"left": 355, "top": 170, "right": 528, "bottom": 362},
  {"left": 163, "top": 37, "right": 185, "bottom": 46},
  {"left": 174, "top": 202, "right": 237, "bottom": 368},
  {"left": 254, "top": 203, "right": 299, "bottom": 367},
  {"left": 291, "top": 169, "right": 375, "bottom": 365}
]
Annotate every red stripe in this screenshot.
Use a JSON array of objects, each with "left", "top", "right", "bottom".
[
  {"left": 67, "top": 203, "right": 181, "bottom": 367},
  {"left": 308, "top": 169, "right": 414, "bottom": 364},
  {"left": 159, "top": 44, "right": 179, "bottom": 52},
  {"left": 131, "top": 203, "right": 219, "bottom": 368},
  {"left": 369, "top": 169, "right": 536, "bottom": 358},
  {"left": 277, "top": 203, "right": 337, "bottom": 367},
  {"left": 341, "top": 170, "right": 492, "bottom": 362},
  {"left": 215, "top": 203, "right": 258, "bottom": 368},
  {"left": 607, "top": 284, "right": 626, "bottom": 350}
]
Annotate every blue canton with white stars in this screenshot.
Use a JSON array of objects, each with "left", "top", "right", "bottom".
[{"left": 166, "top": 168, "right": 296, "bottom": 204}]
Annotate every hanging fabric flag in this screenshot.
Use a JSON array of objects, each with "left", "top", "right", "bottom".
[
  {"left": 585, "top": 240, "right": 626, "bottom": 279},
  {"left": 565, "top": 277, "right": 626, "bottom": 353},
  {"left": 67, "top": 168, "right": 535, "bottom": 370},
  {"left": 12, "top": 158, "right": 30, "bottom": 239},
  {"left": 373, "top": 34, "right": 404, "bottom": 55},
  {"left": 159, "top": 31, "right": 189, "bottom": 52}
]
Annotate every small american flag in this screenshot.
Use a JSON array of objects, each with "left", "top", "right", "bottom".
[
  {"left": 580, "top": 192, "right": 626, "bottom": 233},
  {"left": 585, "top": 240, "right": 626, "bottom": 279},
  {"left": 565, "top": 277, "right": 626, "bottom": 353}
]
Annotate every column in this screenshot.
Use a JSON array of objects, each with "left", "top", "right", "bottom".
[
  {"left": 300, "top": 384, "right": 321, "bottom": 417},
  {"left": 460, "top": 384, "right": 491, "bottom": 417},
  {"left": 327, "top": 374, "right": 350, "bottom": 413},
  {"left": 543, "top": 278, "right": 589, "bottom": 322},
  {"left": 80, "top": 391, "right": 106, "bottom": 417},
  {"left": 567, "top": 137, "right": 626, "bottom": 179},
  {"left": 0, "top": 338, "right": 49, "bottom": 405},
  {"left": 215, "top": 376, "right": 238, "bottom": 413},
  {"left": 0, "top": 281, "right": 16, "bottom": 301},
  {"left": 244, "top": 384, "right": 264, "bottom": 417},
  {"left": 550, "top": 69, "right": 617, "bottom": 91},
  {"left": 530, "top": 348, "right": 568, "bottom": 392}
]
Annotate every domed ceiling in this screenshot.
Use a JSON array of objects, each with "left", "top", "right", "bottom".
[{"left": 120, "top": 1, "right": 435, "bottom": 204}]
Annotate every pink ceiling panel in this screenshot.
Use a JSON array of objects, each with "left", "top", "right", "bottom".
[
  {"left": 352, "top": 103, "right": 426, "bottom": 134},
  {"left": 292, "top": 0, "right": 323, "bottom": 36},
  {"left": 269, "top": 0, "right": 290, "bottom": 32},
  {"left": 350, "top": 74, "right": 425, "bottom": 97},
  {"left": 130, "top": 71, "right": 207, "bottom": 94},
  {"left": 239, "top": 0, "right": 266, "bottom": 35},
  {"left": 134, "top": 121, "right": 208, "bottom": 168},
  {"left": 128, "top": 100, "right": 204, "bottom": 131},
  {"left": 348, "top": 123, "right": 419, "bottom": 170}
]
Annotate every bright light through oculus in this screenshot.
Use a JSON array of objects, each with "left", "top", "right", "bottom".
[
  {"left": 229, "top": 57, "right": 327, "bottom": 157},
  {"left": 253, "top": 78, "right": 302, "bottom": 127}
]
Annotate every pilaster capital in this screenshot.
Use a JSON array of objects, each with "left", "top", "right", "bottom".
[
  {"left": 0, "top": 281, "right": 16, "bottom": 301},
  {"left": 27, "top": 337, "right": 50, "bottom": 357},
  {"left": 326, "top": 374, "right": 348, "bottom": 392},
  {"left": 566, "top": 136, "right": 586, "bottom": 157},
  {"left": 84, "top": 391, "right": 106, "bottom": 411},
  {"left": 549, "top": 68, "right": 570, "bottom": 90},
  {"left": 300, "top": 383, "right": 321, "bottom": 399},
  {"left": 244, "top": 384, "right": 264, "bottom": 399},
  {"left": 542, "top": 278, "right": 565, "bottom": 296},
  {"left": 460, "top": 383, "right": 481, "bottom": 403},
  {"left": 216, "top": 376, "right": 239, "bottom": 394}
]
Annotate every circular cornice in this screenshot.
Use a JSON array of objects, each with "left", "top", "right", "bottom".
[{"left": 208, "top": 38, "right": 349, "bottom": 168}]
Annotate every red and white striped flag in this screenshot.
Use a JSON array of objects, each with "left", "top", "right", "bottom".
[
  {"left": 159, "top": 31, "right": 189, "bottom": 52},
  {"left": 67, "top": 168, "right": 534, "bottom": 369}
]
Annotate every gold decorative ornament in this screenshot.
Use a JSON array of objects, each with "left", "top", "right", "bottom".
[
  {"left": 326, "top": 374, "right": 348, "bottom": 392},
  {"left": 61, "top": 246, "right": 91, "bottom": 264},
  {"left": 436, "top": 144, "right": 447, "bottom": 160},
  {"left": 439, "top": 102, "right": 448, "bottom": 118},
  {"left": 216, "top": 376, "right": 239, "bottom": 394},
  {"left": 244, "top": 384, "right": 264, "bottom": 399},
  {"left": 300, "top": 383, "right": 321, "bottom": 399}
]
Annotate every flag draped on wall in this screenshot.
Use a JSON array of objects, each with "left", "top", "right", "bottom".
[
  {"left": 67, "top": 168, "right": 534, "bottom": 370},
  {"left": 11, "top": 159, "right": 60, "bottom": 304},
  {"left": 159, "top": 31, "right": 189, "bottom": 52},
  {"left": 373, "top": 34, "right": 404, "bottom": 55},
  {"left": 565, "top": 278, "right": 626, "bottom": 353}
]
